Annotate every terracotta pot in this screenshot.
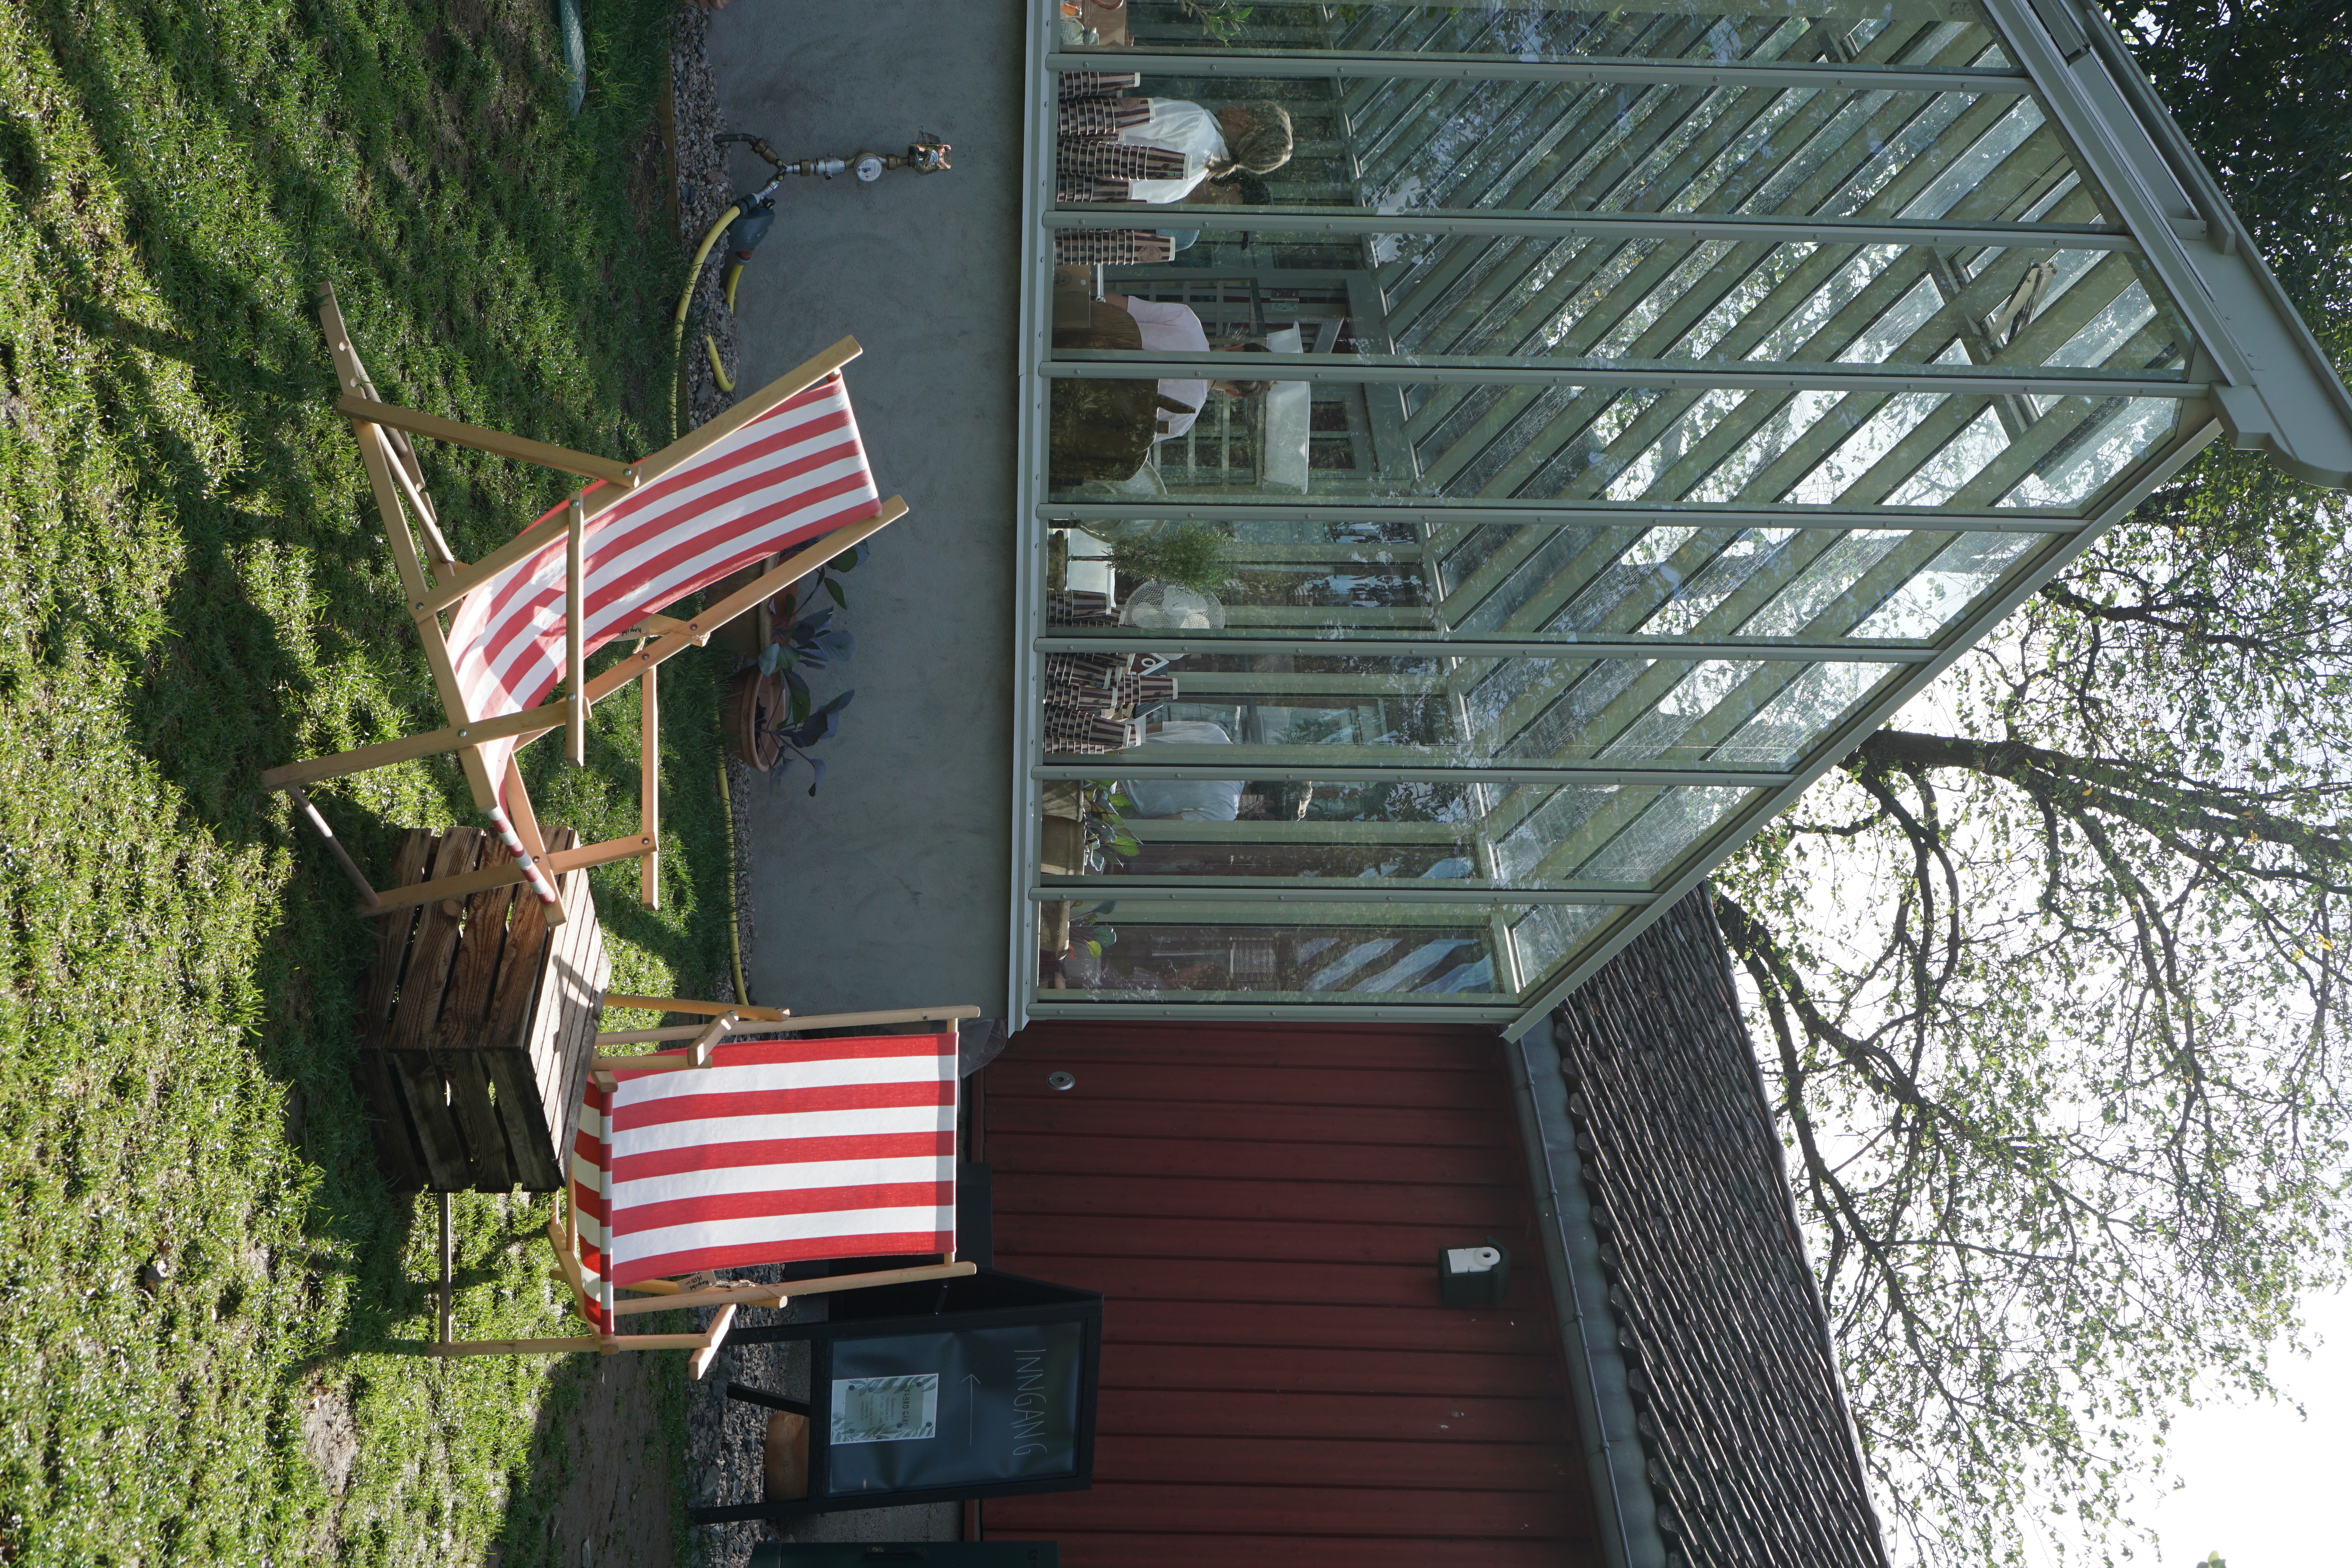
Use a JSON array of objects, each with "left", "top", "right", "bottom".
[{"left": 724, "top": 665, "right": 785, "bottom": 772}]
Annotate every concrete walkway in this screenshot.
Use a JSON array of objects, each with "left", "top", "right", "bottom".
[{"left": 708, "top": 0, "right": 1024, "bottom": 1022}]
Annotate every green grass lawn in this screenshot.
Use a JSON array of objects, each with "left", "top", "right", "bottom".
[{"left": 0, "top": 1, "right": 738, "bottom": 1561}]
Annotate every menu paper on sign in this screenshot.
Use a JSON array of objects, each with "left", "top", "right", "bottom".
[{"left": 831, "top": 1374, "right": 940, "bottom": 1445}]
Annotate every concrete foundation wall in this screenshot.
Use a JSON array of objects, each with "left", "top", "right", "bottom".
[{"left": 709, "top": 0, "right": 1023, "bottom": 1021}]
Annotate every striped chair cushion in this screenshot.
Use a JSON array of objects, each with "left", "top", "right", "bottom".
[
  {"left": 572, "top": 1032, "right": 958, "bottom": 1329},
  {"left": 446, "top": 372, "right": 880, "bottom": 797}
]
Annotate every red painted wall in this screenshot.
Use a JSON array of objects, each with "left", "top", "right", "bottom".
[{"left": 980, "top": 1021, "right": 1604, "bottom": 1568}]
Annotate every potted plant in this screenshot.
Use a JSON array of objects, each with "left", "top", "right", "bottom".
[{"left": 1105, "top": 522, "right": 1234, "bottom": 630}]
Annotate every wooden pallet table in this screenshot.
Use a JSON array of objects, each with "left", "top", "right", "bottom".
[{"left": 352, "top": 826, "right": 610, "bottom": 1191}]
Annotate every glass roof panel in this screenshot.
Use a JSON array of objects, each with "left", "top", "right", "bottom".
[{"left": 1089, "top": 0, "right": 1996, "bottom": 63}]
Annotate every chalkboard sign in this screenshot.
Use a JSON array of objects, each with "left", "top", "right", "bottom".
[
  {"left": 691, "top": 1270, "right": 1102, "bottom": 1524},
  {"left": 826, "top": 1319, "right": 1087, "bottom": 1494}
]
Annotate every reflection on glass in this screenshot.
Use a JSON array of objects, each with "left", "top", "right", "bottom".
[
  {"left": 1050, "top": 904, "right": 1508, "bottom": 1000},
  {"left": 1490, "top": 783, "right": 1760, "bottom": 886},
  {"left": 1512, "top": 902, "right": 1621, "bottom": 982},
  {"left": 1066, "top": 762, "right": 1765, "bottom": 891},
  {"left": 1045, "top": 375, "right": 2186, "bottom": 518},
  {"left": 1851, "top": 532, "right": 2041, "bottom": 637},
  {"left": 1089, "top": 1, "right": 1993, "bottom": 62},
  {"left": 1080, "top": 651, "right": 1898, "bottom": 770}
]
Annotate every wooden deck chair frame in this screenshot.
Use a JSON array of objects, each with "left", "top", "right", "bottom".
[
  {"left": 265, "top": 282, "right": 907, "bottom": 923},
  {"left": 429, "top": 1000, "right": 979, "bottom": 1378}
]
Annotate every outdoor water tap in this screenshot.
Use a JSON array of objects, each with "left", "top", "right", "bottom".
[
  {"left": 720, "top": 133, "right": 953, "bottom": 185},
  {"left": 702, "top": 132, "right": 956, "bottom": 316}
]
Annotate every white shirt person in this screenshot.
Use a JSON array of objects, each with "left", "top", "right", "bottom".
[{"left": 1116, "top": 99, "right": 1295, "bottom": 205}]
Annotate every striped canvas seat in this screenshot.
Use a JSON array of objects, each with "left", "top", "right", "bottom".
[
  {"left": 268, "top": 296, "right": 906, "bottom": 924},
  {"left": 448, "top": 372, "right": 881, "bottom": 798},
  {"left": 572, "top": 1031, "right": 959, "bottom": 1332}
]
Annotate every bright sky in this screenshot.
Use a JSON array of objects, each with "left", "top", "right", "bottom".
[
  {"left": 2019, "top": 1285, "right": 2352, "bottom": 1568},
  {"left": 2143, "top": 1283, "right": 2352, "bottom": 1568},
  {"left": 1800, "top": 668, "right": 2352, "bottom": 1568}
]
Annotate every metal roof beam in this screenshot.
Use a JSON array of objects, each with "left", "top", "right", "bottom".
[
  {"left": 1979, "top": 0, "right": 2352, "bottom": 485},
  {"left": 1035, "top": 764, "right": 1795, "bottom": 786},
  {"left": 1045, "top": 204, "right": 2138, "bottom": 252},
  {"left": 1044, "top": 351, "right": 2192, "bottom": 399},
  {"left": 1042, "top": 502, "right": 2083, "bottom": 534},
  {"left": 1029, "top": 884, "right": 1654, "bottom": 906},
  {"left": 1033, "top": 635, "right": 1940, "bottom": 663},
  {"left": 1045, "top": 49, "right": 2027, "bottom": 96}
]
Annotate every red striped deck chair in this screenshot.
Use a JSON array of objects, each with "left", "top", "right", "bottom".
[
  {"left": 434, "top": 1002, "right": 977, "bottom": 1376},
  {"left": 265, "top": 282, "right": 906, "bottom": 922}
]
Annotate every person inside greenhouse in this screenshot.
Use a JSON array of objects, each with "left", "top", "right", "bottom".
[
  {"left": 1120, "top": 98, "right": 1293, "bottom": 203},
  {"left": 1052, "top": 268, "right": 1275, "bottom": 441}
]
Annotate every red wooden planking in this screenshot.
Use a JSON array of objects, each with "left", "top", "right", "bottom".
[
  {"left": 1019, "top": 1534, "right": 1588, "bottom": 1568},
  {"left": 987, "top": 1131, "right": 1525, "bottom": 1187},
  {"left": 999, "top": 1212, "right": 1537, "bottom": 1269},
  {"left": 980, "top": 1020, "right": 1597, "bottom": 1562},
  {"left": 990, "top": 1252, "right": 1445, "bottom": 1309},
  {"left": 1091, "top": 1434, "right": 1579, "bottom": 1492},
  {"left": 984, "top": 1480, "right": 1590, "bottom": 1538},
  {"left": 1098, "top": 1342, "right": 1564, "bottom": 1400},
  {"left": 985, "top": 1059, "right": 1503, "bottom": 1111},
  {"left": 1107, "top": 1298, "right": 1555, "bottom": 1356},
  {"left": 994, "top": 1172, "right": 1530, "bottom": 1228},
  {"left": 1092, "top": 1388, "right": 1573, "bottom": 1444},
  {"left": 985, "top": 1094, "right": 1505, "bottom": 1148}
]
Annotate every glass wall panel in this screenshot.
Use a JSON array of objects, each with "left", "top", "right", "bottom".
[
  {"left": 1077, "top": 0, "right": 1997, "bottom": 65},
  {"left": 1044, "top": 373, "right": 2190, "bottom": 518},
  {"left": 1047, "top": 766, "right": 1763, "bottom": 891},
  {"left": 1043, "top": 647, "right": 1897, "bottom": 768},
  {"left": 1047, "top": 519, "right": 2040, "bottom": 651},
  {"left": 1047, "top": 900, "right": 1514, "bottom": 1000},
  {"left": 1512, "top": 902, "right": 1627, "bottom": 982},
  {"left": 1363, "top": 242, "right": 2189, "bottom": 381}
]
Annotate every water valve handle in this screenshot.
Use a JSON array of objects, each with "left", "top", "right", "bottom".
[{"left": 726, "top": 203, "right": 777, "bottom": 263}]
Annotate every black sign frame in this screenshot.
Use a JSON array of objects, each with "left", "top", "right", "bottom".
[{"left": 690, "top": 1269, "right": 1103, "bottom": 1524}]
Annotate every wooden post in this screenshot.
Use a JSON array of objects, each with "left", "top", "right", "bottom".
[
  {"left": 603, "top": 994, "right": 789, "bottom": 1023},
  {"left": 640, "top": 661, "right": 660, "bottom": 909},
  {"left": 284, "top": 785, "right": 381, "bottom": 909},
  {"left": 437, "top": 1192, "right": 454, "bottom": 1347},
  {"left": 333, "top": 394, "right": 639, "bottom": 487},
  {"left": 688, "top": 1304, "right": 739, "bottom": 1381},
  {"left": 689, "top": 1013, "right": 734, "bottom": 1067},
  {"left": 566, "top": 493, "right": 586, "bottom": 767}
]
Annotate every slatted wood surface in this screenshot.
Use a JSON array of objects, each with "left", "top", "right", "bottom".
[
  {"left": 350, "top": 827, "right": 609, "bottom": 1191},
  {"left": 982, "top": 1022, "right": 1603, "bottom": 1568}
]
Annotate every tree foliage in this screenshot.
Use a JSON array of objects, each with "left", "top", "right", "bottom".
[{"left": 1711, "top": 3, "right": 2352, "bottom": 1561}]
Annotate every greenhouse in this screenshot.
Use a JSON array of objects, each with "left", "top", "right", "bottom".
[{"left": 1002, "top": 0, "right": 2352, "bottom": 1032}]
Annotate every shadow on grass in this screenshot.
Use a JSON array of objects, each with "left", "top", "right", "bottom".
[{"left": 4, "top": 0, "right": 719, "bottom": 1558}]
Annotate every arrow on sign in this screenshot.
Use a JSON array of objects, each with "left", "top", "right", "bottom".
[{"left": 963, "top": 1373, "right": 982, "bottom": 1445}]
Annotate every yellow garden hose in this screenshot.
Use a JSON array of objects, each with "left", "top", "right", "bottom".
[
  {"left": 702, "top": 262, "right": 743, "bottom": 394},
  {"left": 715, "top": 746, "right": 750, "bottom": 1007},
  {"left": 671, "top": 205, "right": 740, "bottom": 437}
]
